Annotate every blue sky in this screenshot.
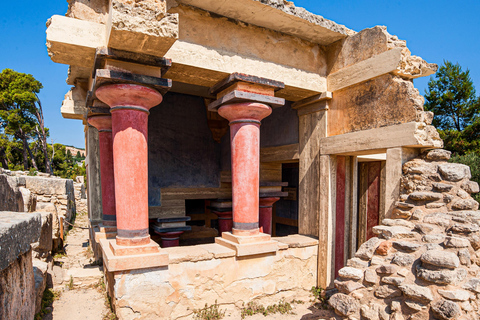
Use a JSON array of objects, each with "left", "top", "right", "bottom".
[{"left": 1, "top": 1, "right": 479, "bottom": 148}]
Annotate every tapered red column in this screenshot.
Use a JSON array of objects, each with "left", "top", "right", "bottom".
[
  {"left": 259, "top": 197, "right": 280, "bottom": 235},
  {"left": 218, "top": 102, "right": 272, "bottom": 236},
  {"left": 88, "top": 115, "right": 116, "bottom": 227},
  {"left": 96, "top": 84, "right": 162, "bottom": 246}
]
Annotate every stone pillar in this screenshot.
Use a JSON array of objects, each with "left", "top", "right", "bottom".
[
  {"left": 218, "top": 102, "right": 272, "bottom": 236},
  {"left": 96, "top": 84, "right": 162, "bottom": 247},
  {"left": 258, "top": 197, "right": 279, "bottom": 235},
  {"left": 210, "top": 73, "right": 285, "bottom": 256},
  {"left": 88, "top": 115, "right": 116, "bottom": 228}
]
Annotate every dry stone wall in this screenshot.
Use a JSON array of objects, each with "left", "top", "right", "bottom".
[
  {"left": 0, "top": 168, "right": 84, "bottom": 252},
  {"left": 329, "top": 149, "right": 480, "bottom": 320}
]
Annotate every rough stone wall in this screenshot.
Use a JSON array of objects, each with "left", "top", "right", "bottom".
[
  {"left": 0, "top": 249, "right": 36, "bottom": 320},
  {"left": 0, "top": 169, "right": 78, "bottom": 249},
  {"left": 329, "top": 149, "right": 480, "bottom": 320},
  {"left": 0, "top": 211, "right": 41, "bottom": 319},
  {"left": 111, "top": 236, "right": 318, "bottom": 320}
]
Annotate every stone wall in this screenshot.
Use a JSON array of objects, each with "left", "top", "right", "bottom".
[
  {"left": 329, "top": 149, "right": 480, "bottom": 320},
  {"left": 0, "top": 168, "right": 80, "bottom": 251},
  {"left": 0, "top": 211, "right": 41, "bottom": 320},
  {"left": 109, "top": 235, "right": 318, "bottom": 320}
]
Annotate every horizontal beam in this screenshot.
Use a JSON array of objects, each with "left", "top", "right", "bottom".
[
  {"left": 320, "top": 122, "right": 438, "bottom": 155},
  {"left": 327, "top": 48, "right": 436, "bottom": 92},
  {"left": 327, "top": 48, "right": 403, "bottom": 92},
  {"left": 261, "top": 144, "right": 300, "bottom": 163}
]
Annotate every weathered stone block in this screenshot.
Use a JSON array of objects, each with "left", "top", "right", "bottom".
[
  {"left": 329, "top": 293, "right": 359, "bottom": 317},
  {"left": 0, "top": 212, "right": 41, "bottom": 271},
  {"left": 0, "top": 249, "right": 35, "bottom": 320},
  {"left": 420, "top": 250, "right": 459, "bottom": 269},
  {"left": 438, "top": 163, "right": 471, "bottom": 182}
]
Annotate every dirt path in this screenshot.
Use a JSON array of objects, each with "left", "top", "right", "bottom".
[{"left": 43, "top": 212, "right": 111, "bottom": 320}]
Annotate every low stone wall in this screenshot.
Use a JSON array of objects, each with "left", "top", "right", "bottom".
[
  {"left": 329, "top": 149, "right": 480, "bottom": 320},
  {"left": 0, "top": 169, "right": 80, "bottom": 251},
  {"left": 0, "top": 211, "right": 41, "bottom": 320},
  {"left": 107, "top": 235, "right": 318, "bottom": 320}
]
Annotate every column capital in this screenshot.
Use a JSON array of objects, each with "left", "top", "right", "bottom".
[
  {"left": 96, "top": 83, "right": 163, "bottom": 112},
  {"left": 88, "top": 115, "right": 112, "bottom": 132},
  {"left": 207, "top": 73, "right": 285, "bottom": 112}
]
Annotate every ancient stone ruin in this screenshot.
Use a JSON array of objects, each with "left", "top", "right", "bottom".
[
  {"left": 330, "top": 149, "right": 480, "bottom": 320},
  {"left": 0, "top": 169, "right": 86, "bottom": 317},
  {"left": 32, "top": 0, "right": 479, "bottom": 319}
]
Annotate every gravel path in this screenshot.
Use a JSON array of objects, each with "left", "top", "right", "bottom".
[{"left": 43, "top": 212, "right": 111, "bottom": 320}]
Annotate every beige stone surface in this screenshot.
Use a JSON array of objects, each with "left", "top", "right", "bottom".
[
  {"left": 172, "top": 0, "right": 353, "bottom": 45},
  {"left": 111, "top": 241, "right": 318, "bottom": 319},
  {"left": 66, "top": 0, "right": 109, "bottom": 24},
  {"left": 61, "top": 85, "right": 88, "bottom": 120},
  {"left": 46, "top": 15, "right": 106, "bottom": 67},
  {"left": 107, "top": 1, "right": 178, "bottom": 57},
  {"left": 0, "top": 250, "right": 35, "bottom": 320},
  {"left": 328, "top": 74, "right": 419, "bottom": 136}
]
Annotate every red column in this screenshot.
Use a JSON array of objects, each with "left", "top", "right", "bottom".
[
  {"left": 218, "top": 102, "right": 272, "bottom": 236},
  {"left": 96, "top": 84, "right": 162, "bottom": 246},
  {"left": 87, "top": 115, "right": 116, "bottom": 227},
  {"left": 259, "top": 197, "right": 279, "bottom": 235}
]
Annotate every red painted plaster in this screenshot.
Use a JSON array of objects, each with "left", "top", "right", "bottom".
[
  {"left": 366, "top": 162, "right": 381, "bottom": 240},
  {"left": 258, "top": 197, "right": 280, "bottom": 235},
  {"left": 88, "top": 115, "right": 116, "bottom": 226},
  {"left": 218, "top": 102, "right": 272, "bottom": 236},
  {"left": 335, "top": 156, "right": 346, "bottom": 278},
  {"left": 96, "top": 84, "right": 163, "bottom": 246}
]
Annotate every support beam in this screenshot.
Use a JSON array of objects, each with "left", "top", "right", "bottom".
[
  {"left": 319, "top": 122, "right": 440, "bottom": 155},
  {"left": 260, "top": 144, "right": 299, "bottom": 163},
  {"left": 327, "top": 48, "right": 436, "bottom": 92},
  {"left": 298, "top": 107, "right": 327, "bottom": 237},
  {"left": 317, "top": 154, "right": 332, "bottom": 288}
]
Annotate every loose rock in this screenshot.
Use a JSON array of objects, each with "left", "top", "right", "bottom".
[
  {"left": 355, "top": 237, "right": 383, "bottom": 260},
  {"left": 328, "top": 293, "right": 359, "bottom": 317},
  {"left": 420, "top": 250, "right": 460, "bottom": 269},
  {"left": 431, "top": 299, "right": 461, "bottom": 320},
  {"left": 374, "top": 285, "right": 402, "bottom": 299},
  {"left": 444, "top": 235, "right": 470, "bottom": 248},
  {"left": 451, "top": 199, "right": 479, "bottom": 211},
  {"left": 438, "top": 163, "right": 471, "bottom": 182},
  {"left": 399, "top": 284, "right": 433, "bottom": 302},
  {"left": 437, "top": 289, "right": 471, "bottom": 301},
  {"left": 338, "top": 267, "right": 363, "bottom": 280},
  {"left": 392, "top": 252, "right": 414, "bottom": 266},
  {"left": 425, "top": 149, "right": 451, "bottom": 161},
  {"left": 392, "top": 241, "right": 421, "bottom": 252}
]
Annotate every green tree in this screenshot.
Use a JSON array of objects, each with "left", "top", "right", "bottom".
[
  {"left": 424, "top": 61, "right": 480, "bottom": 154},
  {"left": 0, "top": 69, "right": 52, "bottom": 172}
]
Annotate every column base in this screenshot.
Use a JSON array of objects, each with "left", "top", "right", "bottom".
[
  {"left": 157, "top": 231, "right": 184, "bottom": 248},
  {"left": 215, "top": 232, "right": 278, "bottom": 257},
  {"left": 100, "top": 238, "right": 169, "bottom": 272},
  {"left": 98, "top": 223, "right": 117, "bottom": 234}
]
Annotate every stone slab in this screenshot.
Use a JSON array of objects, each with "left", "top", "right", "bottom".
[
  {"left": 197, "top": 243, "right": 236, "bottom": 259},
  {"left": 273, "top": 234, "right": 319, "bottom": 248},
  {"left": 222, "top": 232, "right": 271, "bottom": 244},
  {"left": 109, "top": 239, "right": 160, "bottom": 256},
  {"left": 215, "top": 237, "right": 278, "bottom": 257},
  {"left": 164, "top": 245, "right": 213, "bottom": 264},
  {"left": 100, "top": 239, "right": 168, "bottom": 272},
  {"left": 0, "top": 212, "right": 41, "bottom": 271}
]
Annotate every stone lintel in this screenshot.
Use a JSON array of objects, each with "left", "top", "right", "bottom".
[
  {"left": 100, "top": 239, "right": 168, "bottom": 272},
  {"left": 208, "top": 90, "right": 285, "bottom": 112},
  {"left": 0, "top": 212, "right": 41, "bottom": 271},
  {"left": 210, "top": 72, "right": 285, "bottom": 96},
  {"left": 215, "top": 236, "right": 278, "bottom": 257},
  {"left": 94, "top": 47, "right": 172, "bottom": 78}
]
